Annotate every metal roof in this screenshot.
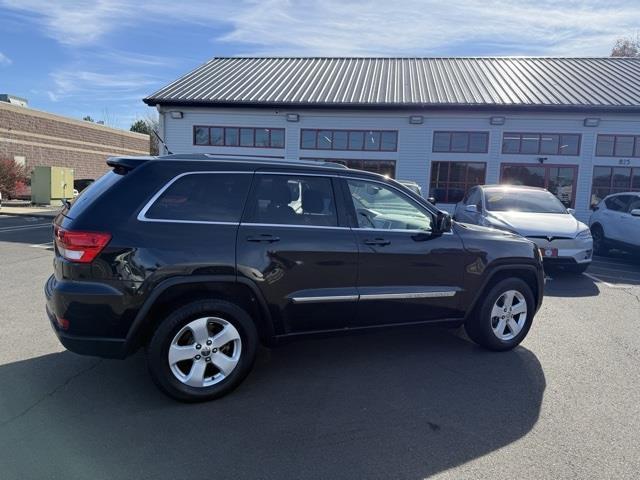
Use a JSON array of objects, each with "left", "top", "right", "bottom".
[{"left": 144, "top": 57, "right": 640, "bottom": 111}]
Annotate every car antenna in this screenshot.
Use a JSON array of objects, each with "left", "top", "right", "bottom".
[{"left": 152, "top": 129, "right": 173, "bottom": 155}]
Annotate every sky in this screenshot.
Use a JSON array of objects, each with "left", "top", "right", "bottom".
[{"left": 0, "top": 0, "right": 638, "bottom": 130}]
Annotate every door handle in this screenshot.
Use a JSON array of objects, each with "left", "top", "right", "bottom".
[
  {"left": 364, "top": 238, "right": 391, "bottom": 246},
  {"left": 246, "top": 234, "right": 280, "bottom": 243}
]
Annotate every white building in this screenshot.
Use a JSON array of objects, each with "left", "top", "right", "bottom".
[{"left": 144, "top": 57, "right": 640, "bottom": 222}]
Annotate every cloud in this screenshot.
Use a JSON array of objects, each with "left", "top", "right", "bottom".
[
  {"left": 2, "top": 0, "right": 637, "bottom": 55},
  {"left": 0, "top": 51, "right": 12, "bottom": 66}
]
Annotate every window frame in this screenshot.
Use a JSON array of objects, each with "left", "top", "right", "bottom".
[
  {"left": 501, "top": 132, "right": 581, "bottom": 156},
  {"left": 590, "top": 166, "right": 640, "bottom": 205},
  {"left": 499, "top": 163, "right": 579, "bottom": 208},
  {"left": 432, "top": 131, "right": 489, "bottom": 154},
  {"left": 192, "top": 126, "right": 286, "bottom": 149},
  {"left": 595, "top": 134, "right": 640, "bottom": 158},
  {"left": 429, "top": 161, "right": 488, "bottom": 204},
  {"left": 300, "top": 157, "right": 397, "bottom": 178},
  {"left": 137, "top": 171, "right": 253, "bottom": 225},
  {"left": 300, "top": 129, "right": 398, "bottom": 152}
]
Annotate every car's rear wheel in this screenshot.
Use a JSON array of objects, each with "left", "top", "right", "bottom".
[
  {"left": 465, "top": 278, "right": 535, "bottom": 351},
  {"left": 591, "top": 225, "right": 609, "bottom": 256},
  {"left": 147, "top": 299, "right": 258, "bottom": 402}
]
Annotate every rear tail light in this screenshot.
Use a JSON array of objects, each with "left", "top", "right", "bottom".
[{"left": 54, "top": 226, "right": 111, "bottom": 263}]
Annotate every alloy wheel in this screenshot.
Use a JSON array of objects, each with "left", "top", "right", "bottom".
[
  {"left": 168, "top": 316, "right": 242, "bottom": 388},
  {"left": 490, "top": 290, "right": 527, "bottom": 341}
]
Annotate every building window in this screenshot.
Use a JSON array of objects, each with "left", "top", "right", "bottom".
[
  {"left": 591, "top": 166, "right": 640, "bottom": 205},
  {"left": 429, "top": 161, "right": 487, "bottom": 203},
  {"left": 502, "top": 133, "right": 580, "bottom": 155},
  {"left": 595, "top": 135, "right": 640, "bottom": 157},
  {"left": 193, "top": 126, "right": 285, "bottom": 148},
  {"left": 501, "top": 164, "right": 578, "bottom": 207},
  {"left": 302, "top": 158, "right": 397, "bottom": 178},
  {"left": 300, "top": 129, "right": 398, "bottom": 151},
  {"left": 432, "top": 131, "right": 489, "bottom": 153}
]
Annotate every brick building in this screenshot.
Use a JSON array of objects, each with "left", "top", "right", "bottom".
[{"left": 0, "top": 100, "right": 149, "bottom": 180}]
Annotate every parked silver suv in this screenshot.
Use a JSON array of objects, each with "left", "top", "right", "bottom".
[
  {"left": 589, "top": 192, "right": 640, "bottom": 255},
  {"left": 454, "top": 185, "right": 593, "bottom": 273}
]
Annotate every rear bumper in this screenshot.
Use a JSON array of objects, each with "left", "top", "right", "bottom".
[{"left": 45, "top": 275, "right": 127, "bottom": 359}]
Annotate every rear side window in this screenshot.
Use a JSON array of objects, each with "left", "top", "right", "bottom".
[
  {"left": 144, "top": 173, "right": 252, "bottom": 222},
  {"left": 244, "top": 175, "right": 338, "bottom": 227},
  {"left": 65, "top": 171, "right": 122, "bottom": 219}
]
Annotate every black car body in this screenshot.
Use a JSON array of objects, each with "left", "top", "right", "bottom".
[{"left": 46, "top": 155, "right": 544, "bottom": 401}]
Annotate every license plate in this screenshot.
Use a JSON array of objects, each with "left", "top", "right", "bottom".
[{"left": 540, "top": 248, "right": 558, "bottom": 257}]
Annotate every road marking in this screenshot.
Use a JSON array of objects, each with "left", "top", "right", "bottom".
[
  {"left": 29, "top": 242, "right": 53, "bottom": 249},
  {"left": 0, "top": 223, "right": 51, "bottom": 232},
  {"left": 583, "top": 272, "right": 637, "bottom": 289}
]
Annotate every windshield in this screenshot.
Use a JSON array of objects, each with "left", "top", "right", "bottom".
[{"left": 484, "top": 189, "right": 567, "bottom": 214}]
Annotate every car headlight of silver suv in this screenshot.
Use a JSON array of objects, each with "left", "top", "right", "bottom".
[{"left": 576, "top": 229, "right": 592, "bottom": 240}]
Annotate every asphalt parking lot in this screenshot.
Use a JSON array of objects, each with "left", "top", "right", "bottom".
[{"left": 1, "top": 214, "right": 639, "bottom": 480}]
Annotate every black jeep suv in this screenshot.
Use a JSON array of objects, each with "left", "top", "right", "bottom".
[{"left": 46, "top": 155, "right": 544, "bottom": 402}]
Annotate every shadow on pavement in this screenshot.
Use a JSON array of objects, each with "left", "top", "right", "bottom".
[
  {"left": 543, "top": 269, "right": 601, "bottom": 297},
  {"left": 0, "top": 326, "right": 545, "bottom": 480}
]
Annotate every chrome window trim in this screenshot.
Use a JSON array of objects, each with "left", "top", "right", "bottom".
[
  {"left": 360, "top": 291, "right": 456, "bottom": 300},
  {"left": 137, "top": 171, "right": 253, "bottom": 224},
  {"left": 291, "top": 295, "right": 359, "bottom": 304},
  {"left": 290, "top": 290, "right": 457, "bottom": 303},
  {"left": 240, "top": 222, "right": 349, "bottom": 231}
]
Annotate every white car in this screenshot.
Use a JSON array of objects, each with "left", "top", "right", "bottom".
[
  {"left": 589, "top": 192, "right": 640, "bottom": 255},
  {"left": 454, "top": 185, "right": 593, "bottom": 273}
]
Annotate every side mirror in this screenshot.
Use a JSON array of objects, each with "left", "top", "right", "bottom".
[
  {"left": 631, "top": 209, "right": 640, "bottom": 217},
  {"left": 427, "top": 196, "right": 437, "bottom": 205},
  {"left": 590, "top": 204, "right": 599, "bottom": 211},
  {"left": 435, "top": 211, "right": 452, "bottom": 233},
  {"left": 567, "top": 208, "right": 576, "bottom": 216},
  {"left": 464, "top": 204, "right": 478, "bottom": 214}
]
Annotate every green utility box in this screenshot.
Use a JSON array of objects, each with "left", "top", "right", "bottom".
[{"left": 31, "top": 166, "right": 75, "bottom": 205}]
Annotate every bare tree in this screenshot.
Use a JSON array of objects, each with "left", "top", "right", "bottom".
[
  {"left": 611, "top": 35, "right": 640, "bottom": 57},
  {"left": 130, "top": 114, "right": 160, "bottom": 155}
]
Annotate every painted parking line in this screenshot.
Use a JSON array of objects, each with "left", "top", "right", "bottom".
[
  {"left": 583, "top": 272, "right": 638, "bottom": 289},
  {"left": 29, "top": 242, "right": 54, "bottom": 250}
]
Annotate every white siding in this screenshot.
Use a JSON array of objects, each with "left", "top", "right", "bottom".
[{"left": 160, "top": 106, "right": 640, "bottom": 222}]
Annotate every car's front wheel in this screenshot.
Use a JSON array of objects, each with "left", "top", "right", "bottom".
[
  {"left": 147, "top": 299, "right": 258, "bottom": 402},
  {"left": 591, "top": 224, "right": 609, "bottom": 256},
  {"left": 465, "top": 278, "right": 535, "bottom": 351}
]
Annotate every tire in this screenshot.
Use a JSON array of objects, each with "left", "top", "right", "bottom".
[
  {"left": 146, "top": 299, "right": 258, "bottom": 402},
  {"left": 464, "top": 278, "right": 535, "bottom": 351},
  {"left": 591, "top": 224, "right": 609, "bottom": 256}
]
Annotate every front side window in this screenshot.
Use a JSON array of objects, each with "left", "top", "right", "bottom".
[
  {"left": 192, "top": 126, "right": 285, "bottom": 148},
  {"left": 245, "top": 175, "right": 337, "bottom": 227},
  {"left": 347, "top": 179, "right": 432, "bottom": 231},
  {"left": 604, "top": 195, "right": 633, "bottom": 212},
  {"left": 429, "top": 161, "right": 487, "bottom": 203},
  {"left": 144, "top": 173, "right": 252, "bottom": 222}
]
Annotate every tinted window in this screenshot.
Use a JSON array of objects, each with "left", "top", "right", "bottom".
[
  {"left": 540, "top": 134, "right": 559, "bottom": 155},
  {"left": 194, "top": 127, "right": 209, "bottom": 145},
  {"left": 145, "top": 173, "right": 251, "bottom": 222},
  {"left": 364, "top": 131, "right": 381, "bottom": 150},
  {"left": 596, "top": 135, "right": 615, "bottom": 156},
  {"left": 270, "top": 129, "right": 285, "bottom": 148},
  {"left": 485, "top": 189, "right": 567, "bottom": 214},
  {"left": 301, "top": 130, "right": 316, "bottom": 149},
  {"left": 246, "top": 175, "right": 337, "bottom": 227},
  {"left": 348, "top": 179, "right": 432, "bottom": 231},
  {"left": 615, "top": 136, "right": 634, "bottom": 157},
  {"left": 433, "top": 132, "right": 451, "bottom": 152},
  {"left": 605, "top": 195, "right": 632, "bottom": 212},
  {"left": 349, "top": 131, "right": 364, "bottom": 150},
  {"left": 380, "top": 131, "right": 397, "bottom": 151},
  {"left": 332, "top": 131, "right": 348, "bottom": 150}
]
